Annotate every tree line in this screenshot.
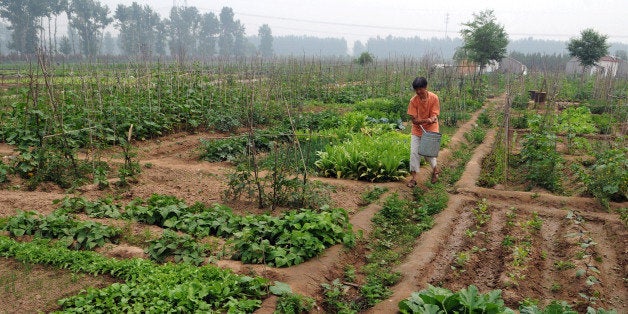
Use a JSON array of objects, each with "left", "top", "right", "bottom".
[
  {"left": 0, "top": 0, "right": 274, "bottom": 61},
  {"left": 0, "top": 1, "right": 626, "bottom": 65}
]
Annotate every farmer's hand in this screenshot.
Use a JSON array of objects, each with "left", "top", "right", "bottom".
[{"left": 412, "top": 118, "right": 430, "bottom": 125}]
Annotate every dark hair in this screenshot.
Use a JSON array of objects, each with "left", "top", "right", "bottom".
[{"left": 412, "top": 77, "right": 428, "bottom": 89}]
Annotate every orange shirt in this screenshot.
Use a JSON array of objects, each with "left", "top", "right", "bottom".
[{"left": 407, "top": 91, "right": 440, "bottom": 136}]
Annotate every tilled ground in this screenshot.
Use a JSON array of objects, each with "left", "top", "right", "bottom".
[{"left": 0, "top": 96, "right": 626, "bottom": 313}]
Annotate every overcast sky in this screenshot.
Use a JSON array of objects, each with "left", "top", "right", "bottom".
[{"left": 98, "top": 0, "right": 627, "bottom": 44}]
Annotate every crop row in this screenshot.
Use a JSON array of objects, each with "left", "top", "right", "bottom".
[
  {"left": 0, "top": 236, "right": 270, "bottom": 313},
  {"left": 49, "top": 194, "right": 355, "bottom": 267}
]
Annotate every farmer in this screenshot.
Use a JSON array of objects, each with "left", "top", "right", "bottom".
[{"left": 407, "top": 76, "right": 440, "bottom": 187}]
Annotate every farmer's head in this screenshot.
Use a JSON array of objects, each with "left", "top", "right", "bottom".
[{"left": 412, "top": 77, "right": 428, "bottom": 97}]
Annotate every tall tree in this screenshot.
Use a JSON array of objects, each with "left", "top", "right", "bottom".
[
  {"left": 45, "top": 0, "right": 68, "bottom": 53},
  {"left": 258, "top": 24, "right": 273, "bottom": 57},
  {"left": 68, "top": 0, "right": 112, "bottom": 56},
  {"left": 101, "top": 31, "right": 115, "bottom": 55},
  {"left": 114, "top": 2, "right": 163, "bottom": 57},
  {"left": 167, "top": 6, "right": 200, "bottom": 62},
  {"left": 567, "top": 28, "right": 609, "bottom": 70},
  {"left": 460, "top": 10, "right": 508, "bottom": 73},
  {"left": 198, "top": 12, "right": 220, "bottom": 57},
  {"left": 59, "top": 35, "right": 72, "bottom": 55},
  {"left": 352, "top": 40, "right": 365, "bottom": 57},
  {"left": 0, "top": 0, "right": 59, "bottom": 54},
  {"left": 218, "top": 7, "right": 245, "bottom": 57},
  {"left": 218, "top": 7, "right": 235, "bottom": 56}
]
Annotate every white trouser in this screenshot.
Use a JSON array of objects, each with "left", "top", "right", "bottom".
[{"left": 410, "top": 134, "right": 437, "bottom": 172}]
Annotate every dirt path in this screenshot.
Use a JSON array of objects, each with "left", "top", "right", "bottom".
[
  {"left": 369, "top": 96, "right": 627, "bottom": 313},
  {"left": 1, "top": 94, "right": 626, "bottom": 312}
]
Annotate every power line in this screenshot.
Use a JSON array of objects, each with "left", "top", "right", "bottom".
[{"left": 234, "top": 11, "right": 446, "bottom": 34}]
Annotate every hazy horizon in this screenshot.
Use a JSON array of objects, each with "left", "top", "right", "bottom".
[{"left": 93, "top": 0, "right": 628, "bottom": 45}]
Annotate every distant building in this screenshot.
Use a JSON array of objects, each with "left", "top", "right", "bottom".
[
  {"left": 566, "top": 56, "right": 627, "bottom": 77},
  {"left": 498, "top": 57, "right": 527, "bottom": 75},
  {"left": 455, "top": 59, "right": 499, "bottom": 75}
]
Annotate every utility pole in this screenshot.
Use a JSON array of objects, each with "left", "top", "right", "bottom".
[{"left": 445, "top": 13, "right": 450, "bottom": 39}]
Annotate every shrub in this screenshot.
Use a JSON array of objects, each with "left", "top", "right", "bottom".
[
  {"left": 519, "top": 132, "right": 563, "bottom": 192},
  {"left": 464, "top": 126, "right": 486, "bottom": 144},
  {"left": 0, "top": 160, "right": 10, "bottom": 183},
  {"left": 580, "top": 148, "right": 628, "bottom": 207},
  {"left": 200, "top": 137, "right": 247, "bottom": 162},
  {"left": 511, "top": 93, "right": 529, "bottom": 109},
  {"left": 478, "top": 135, "right": 506, "bottom": 188},
  {"left": 477, "top": 110, "right": 492, "bottom": 127},
  {"left": 591, "top": 114, "right": 613, "bottom": 134},
  {"left": 556, "top": 106, "right": 596, "bottom": 135}
]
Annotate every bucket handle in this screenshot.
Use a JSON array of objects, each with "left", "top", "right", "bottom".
[{"left": 419, "top": 124, "right": 427, "bottom": 133}]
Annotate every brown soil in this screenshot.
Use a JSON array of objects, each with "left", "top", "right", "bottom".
[
  {"left": 0, "top": 95, "right": 626, "bottom": 313},
  {"left": 0, "top": 258, "right": 118, "bottom": 313}
]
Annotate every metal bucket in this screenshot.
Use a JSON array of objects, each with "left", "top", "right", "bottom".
[{"left": 418, "top": 125, "right": 442, "bottom": 157}]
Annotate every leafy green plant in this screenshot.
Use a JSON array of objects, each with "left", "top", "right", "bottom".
[
  {"left": 199, "top": 137, "right": 247, "bottom": 162},
  {"left": 472, "top": 198, "right": 491, "bottom": 228},
  {"left": 511, "top": 113, "right": 530, "bottom": 129},
  {"left": 502, "top": 235, "right": 515, "bottom": 247},
  {"left": 399, "top": 285, "right": 514, "bottom": 314},
  {"left": 518, "top": 131, "right": 563, "bottom": 192},
  {"left": 93, "top": 165, "right": 110, "bottom": 189},
  {"left": 354, "top": 97, "right": 406, "bottom": 122},
  {"left": 525, "top": 212, "right": 543, "bottom": 232},
  {"left": 207, "top": 107, "right": 242, "bottom": 133},
  {"left": 358, "top": 186, "right": 389, "bottom": 206},
  {"left": 477, "top": 109, "right": 492, "bottom": 127},
  {"left": 271, "top": 281, "right": 316, "bottom": 314},
  {"left": 55, "top": 196, "right": 122, "bottom": 219},
  {"left": 117, "top": 137, "right": 141, "bottom": 186},
  {"left": 146, "top": 230, "right": 208, "bottom": 265},
  {"left": 464, "top": 125, "right": 487, "bottom": 144},
  {"left": 231, "top": 208, "right": 355, "bottom": 267},
  {"left": 511, "top": 93, "right": 529, "bottom": 109},
  {"left": 3, "top": 210, "right": 120, "bottom": 250},
  {"left": 556, "top": 106, "right": 597, "bottom": 135},
  {"left": 478, "top": 132, "right": 506, "bottom": 187},
  {"left": 124, "top": 194, "right": 193, "bottom": 227},
  {"left": 315, "top": 131, "right": 410, "bottom": 182},
  {"left": 591, "top": 114, "right": 613, "bottom": 134},
  {"left": 0, "top": 159, "right": 11, "bottom": 183},
  {"left": 0, "top": 236, "right": 269, "bottom": 313},
  {"left": 520, "top": 300, "right": 575, "bottom": 314},
  {"left": 554, "top": 260, "right": 575, "bottom": 270},
  {"left": 578, "top": 148, "right": 628, "bottom": 207},
  {"left": 321, "top": 278, "right": 359, "bottom": 313}
]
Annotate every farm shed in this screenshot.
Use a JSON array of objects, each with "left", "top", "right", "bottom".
[
  {"left": 498, "top": 56, "right": 527, "bottom": 75},
  {"left": 455, "top": 59, "right": 499, "bottom": 75},
  {"left": 565, "top": 55, "right": 626, "bottom": 77}
]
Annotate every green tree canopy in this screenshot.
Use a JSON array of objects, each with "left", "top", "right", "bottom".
[
  {"left": 0, "top": 0, "right": 66, "bottom": 54},
  {"left": 218, "top": 7, "right": 245, "bottom": 57},
  {"left": 114, "top": 2, "right": 163, "bottom": 57},
  {"left": 356, "top": 52, "right": 373, "bottom": 65},
  {"left": 567, "top": 28, "right": 610, "bottom": 68},
  {"left": 460, "top": 10, "right": 508, "bottom": 72},
  {"left": 258, "top": 24, "right": 273, "bottom": 57},
  {"left": 167, "top": 6, "right": 200, "bottom": 62},
  {"left": 198, "top": 12, "right": 220, "bottom": 57},
  {"left": 68, "top": 0, "right": 112, "bottom": 56}
]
